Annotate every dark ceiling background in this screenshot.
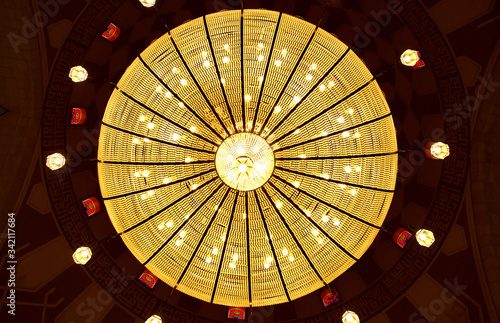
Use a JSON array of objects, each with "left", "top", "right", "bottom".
[{"left": 1, "top": 0, "right": 499, "bottom": 322}]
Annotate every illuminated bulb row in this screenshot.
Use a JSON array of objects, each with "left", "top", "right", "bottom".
[
  {"left": 140, "top": 190, "right": 155, "bottom": 200},
  {"left": 134, "top": 170, "right": 150, "bottom": 177},
  {"left": 158, "top": 221, "right": 173, "bottom": 230}
]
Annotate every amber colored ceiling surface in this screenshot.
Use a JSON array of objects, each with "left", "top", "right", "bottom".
[{"left": 0, "top": 0, "right": 499, "bottom": 322}]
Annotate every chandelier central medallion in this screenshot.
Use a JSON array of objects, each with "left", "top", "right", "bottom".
[{"left": 216, "top": 133, "right": 274, "bottom": 191}]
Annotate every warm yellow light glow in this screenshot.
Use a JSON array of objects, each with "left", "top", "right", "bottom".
[
  {"left": 343, "top": 131, "right": 350, "bottom": 137},
  {"left": 338, "top": 116, "right": 344, "bottom": 123},
  {"left": 69, "top": 66, "right": 88, "bottom": 82},
  {"left": 46, "top": 153, "right": 66, "bottom": 170},
  {"left": 429, "top": 142, "right": 450, "bottom": 159},
  {"left": 145, "top": 315, "right": 162, "bottom": 323},
  {"left": 416, "top": 229, "right": 435, "bottom": 247},
  {"left": 142, "top": 170, "right": 149, "bottom": 177},
  {"left": 190, "top": 126, "right": 196, "bottom": 133},
  {"left": 185, "top": 157, "right": 191, "bottom": 163},
  {"left": 400, "top": 49, "right": 420, "bottom": 66},
  {"left": 223, "top": 56, "right": 230, "bottom": 64},
  {"left": 73, "top": 247, "right": 92, "bottom": 265},
  {"left": 180, "top": 79, "right": 187, "bottom": 86},
  {"left": 140, "top": 115, "right": 145, "bottom": 121},
  {"left": 215, "top": 133, "right": 274, "bottom": 191},
  {"left": 139, "top": 0, "right": 156, "bottom": 8},
  {"left": 282, "top": 249, "right": 288, "bottom": 256},
  {"left": 155, "top": 85, "right": 162, "bottom": 92},
  {"left": 206, "top": 257, "right": 212, "bottom": 263},
  {"left": 98, "top": 9, "right": 398, "bottom": 308},
  {"left": 148, "top": 123, "right": 154, "bottom": 129},
  {"left": 345, "top": 166, "right": 351, "bottom": 173},
  {"left": 275, "top": 60, "right": 282, "bottom": 67},
  {"left": 322, "top": 216, "right": 329, "bottom": 222},
  {"left": 342, "top": 311, "right": 360, "bottom": 323}
]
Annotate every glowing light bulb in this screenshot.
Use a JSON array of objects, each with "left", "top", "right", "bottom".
[
  {"left": 142, "top": 170, "right": 149, "bottom": 177},
  {"left": 356, "top": 166, "right": 361, "bottom": 172},
  {"left": 233, "top": 254, "right": 239, "bottom": 261},
  {"left": 165, "top": 91, "right": 172, "bottom": 98},
  {"left": 158, "top": 223, "right": 165, "bottom": 230},
  {"left": 166, "top": 221, "right": 173, "bottom": 228},
  {"left": 134, "top": 172, "right": 140, "bottom": 177},
  {"left": 148, "top": 190, "right": 154, "bottom": 196},
  {"left": 133, "top": 138, "right": 139, "bottom": 144},
  {"left": 305, "top": 211, "right": 311, "bottom": 217},
  {"left": 190, "top": 126, "right": 196, "bottom": 133},
  {"left": 293, "top": 96, "right": 301, "bottom": 103},
  {"left": 293, "top": 181, "right": 300, "bottom": 188},
  {"left": 322, "top": 131, "right": 327, "bottom": 136},
  {"left": 351, "top": 189, "right": 356, "bottom": 196},
  {"left": 333, "top": 219, "right": 340, "bottom": 226},
  {"left": 185, "top": 157, "right": 191, "bottom": 163},
  {"left": 312, "top": 229, "right": 319, "bottom": 236},
  {"left": 266, "top": 257, "right": 273, "bottom": 262},
  {"left": 276, "top": 201, "right": 283, "bottom": 208},
  {"left": 404, "top": 55, "right": 411, "bottom": 62},
  {"left": 310, "top": 64, "right": 317, "bottom": 70},
  {"left": 264, "top": 263, "right": 269, "bottom": 269},
  {"left": 245, "top": 95, "right": 251, "bottom": 101},
  {"left": 224, "top": 44, "right": 230, "bottom": 51},
  {"left": 348, "top": 108, "right": 354, "bottom": 114},
  {"left": 141, "top": 194, "right": 147, "bottom": 200},
  {"left": 163, "top": 178, "right": 170, "bottom": 184},
  {"left": 175, "top": 240, "right": 182, "bottom": 246},
  {"left": 238, "top": 164, "right": 248, "bottom": 172},
  {"left": 223, "top": 56, "right": 230, "bottom": 64},
  {"left": 140, "top": 115, "right": 145, "bottom": 121},
  {"left": 191, "top": 184, "right": 197, "bottom": 190},
  {"left": 229, "top": 263, "right": 236, "bottom": 269},
  {"left": 143, "top": 138, "right": 149, "bottom": 143},
  {"left": 342, "top": 131, "right": 350, "bottom": 138},
  {"left": 322, "top": 216, "right": 329, "bottom": 222},
  {"left": 179, "top": 102, "right": 184, "bottom": 108},
  {"left": 180, "top": 231, "right": 186, "bottom": 238},
  {"left": 155, "top": 85, "right": 162, "bottom": 92},
  {"left": 339, "top": 184, "right": 346, "bottom": 189},
  {"left": 258, "top": 43, "right": 264, "bottom": 48},
  {"left": 294, "top": 129, "right": 300, "bottom": 134},
  {"left": 274, "top": 106, "right": 282, "bottom": 113},
  {"left": 323, "top": 173, "right": 330, "bottom": 179},
  {"left": 329, "top": 81, "right": 335, "bottom": 87},
  {"left": 180, "top": 79, "right": 187, "bottom": 86},
  {"left": 203, "top": 60, "right": 210, "bottom": 67},
  {"left": 345, "top": 166, "right": 352, "bottom": 173},
  {"left": 319, "top": 84, "right": 326, "bottom": 91},
  {"left": 306, "top": 74, "right": 313, "bottom": 81},
  {"left": 258, "top": 55, "right": 264, "bottom": 61},
  {"left": 282, "top": 249, "right": 288, "bottom": 256},
  {"left": 299, "top": 154, "right": 306, "bottom": 159},
  {"left": 172, "top": 133, "right": 179, "bottom": 140},
  {"left": 338, "top": 116, "right": 344, "bottom": 123},
  {"left": 288, "top": 256, "right": 294, "bottom": 262},
  {"left": 212, "top": 248, "right": 218, "bottom": 255},
  {"left": 148, "top": 123, "right": 154, "bottom": 129},
  {"left": 275, "top": 60, "right": 282, "bottom": 67},
  {"left": 206, "top": 258, "right": 212, "bottom": 263}
]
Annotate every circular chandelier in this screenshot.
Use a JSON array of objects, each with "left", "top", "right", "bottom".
[{"left": 97, "top": 9, "right": 398, "bottom": 307}]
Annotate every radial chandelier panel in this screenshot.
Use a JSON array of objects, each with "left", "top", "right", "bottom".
[{"left": 98, "top": 9, "right": 398, "bottom": 307}]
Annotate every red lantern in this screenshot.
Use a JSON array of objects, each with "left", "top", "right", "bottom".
[
  {"left": 228, "top": 307, "right": 245, "bottom": 319},
  {"left": 139, "top": 269, "right": 158, "bottom": 288},
  {"left": 411, "top": 51, "right": 425, "bottom": 69},
  {"left": 321, "top": 288, "right": 340, "bottom": 306},
  {"left": 102, "top": 22, "right": 120, "bottom": 41},
  {"left": 393, "top": 227, "right": 412, "bottom": 248},
  {"left": 71, "top": 107, "right": 87, "bottom": 125},
  {"left": 82, "top": 197, "right": 100, "bottom": 216}
]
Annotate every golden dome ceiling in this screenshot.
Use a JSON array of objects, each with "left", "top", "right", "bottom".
[{"left": 97, "top": 9, "right": 398, "bottom": 307}]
